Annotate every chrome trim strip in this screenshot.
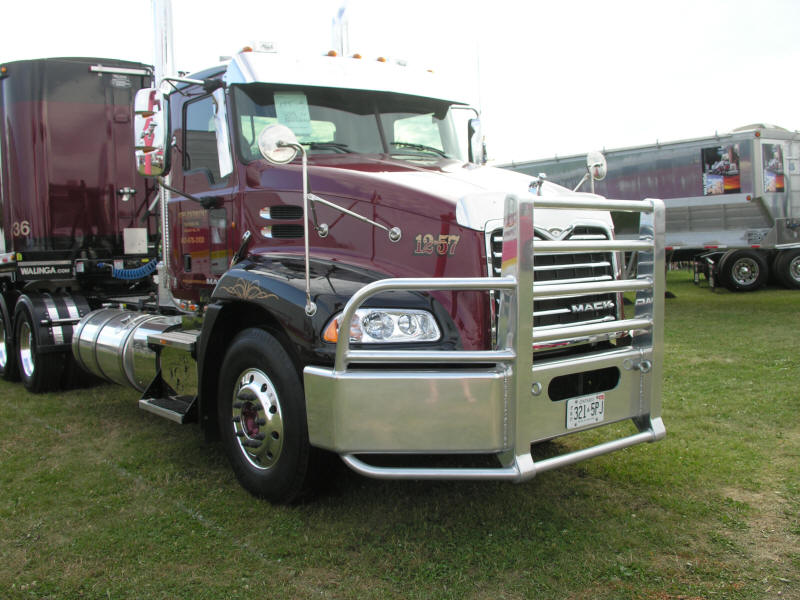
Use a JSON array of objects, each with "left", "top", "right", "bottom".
[{"left": 42, "top": 295, "right": 63, "bottom": 345}]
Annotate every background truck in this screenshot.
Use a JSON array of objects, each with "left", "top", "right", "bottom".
[
  {"left": 504, "top": 125, "right": 800, "bottom": 292},
  {"left": 0, "top": 44, "right": 666, "bottom": 502}
]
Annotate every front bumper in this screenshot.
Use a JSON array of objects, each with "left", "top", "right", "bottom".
[{"left": 303, "top": 193, "right": 666, "bottom": 480}]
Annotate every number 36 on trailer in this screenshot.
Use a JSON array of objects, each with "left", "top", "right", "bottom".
[{"left": 11, "top": 221, "right": 31, "bottom": 237}]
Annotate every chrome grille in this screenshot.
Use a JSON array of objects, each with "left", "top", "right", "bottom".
[{"left": 487, "top": 225, "right": 617, "bottom": 334}]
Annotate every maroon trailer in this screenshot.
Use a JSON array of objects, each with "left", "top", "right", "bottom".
[{"left": 0, "top": 57, "right": 156, "bottom": 390}]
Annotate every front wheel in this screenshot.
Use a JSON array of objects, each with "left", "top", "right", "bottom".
[
  {"left": 217, "top": 328, "right": 318, "bottom": 503},
  {"left": 719, "top": 250, "right": 768, "bottom": 292}
]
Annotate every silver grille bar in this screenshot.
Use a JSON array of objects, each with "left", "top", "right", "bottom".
[
  {"left": 534, "top": 278, "right": 652, "bottom": 298},
  {"left": 534, "top": 260, "right": 611, "bottom": 271},
  {"left": 534, "top": 240, "right": 653, "bottom": 253},
  {"left": 532, "top": 318, "right": 652, "bottom": 343}
]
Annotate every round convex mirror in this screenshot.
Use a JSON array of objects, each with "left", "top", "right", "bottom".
[
  {"left": 586, "top": 151, "right": 607, "bottom": 181},
  {"left": 258, "top": 124, "right": 299, "bottom": 164}
]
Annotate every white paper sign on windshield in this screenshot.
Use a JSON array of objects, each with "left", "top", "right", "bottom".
[{"left": 274, "top": 92, "right": 312, "bottom": 137}]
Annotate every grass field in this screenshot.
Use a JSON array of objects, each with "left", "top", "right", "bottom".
[{"left": 1, "top": 270, "right": 798, "bottom": 599}]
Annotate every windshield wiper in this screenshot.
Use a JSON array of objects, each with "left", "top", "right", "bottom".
[
  {"left": 304, "top": 142, "right": 352, "bottom": 153},
  {"left": 390, "top": 142, "right": 448, "bottom": 157}
]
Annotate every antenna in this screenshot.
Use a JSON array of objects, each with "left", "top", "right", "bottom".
[{"left": 331, "top": 1, "right": 350, "bottom": 57}]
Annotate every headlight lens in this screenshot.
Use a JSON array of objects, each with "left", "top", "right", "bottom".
[{"left": 323, "top": 309, "right": 441, "bottom": 344}]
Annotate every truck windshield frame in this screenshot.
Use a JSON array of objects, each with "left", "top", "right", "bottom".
[{"left": 230, "top": 83, "right": 467, "bottom": 163}]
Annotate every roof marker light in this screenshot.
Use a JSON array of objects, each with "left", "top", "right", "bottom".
[
  {"left": 352, "top": 53, "right": 362, "bottom": 59},
  {"left": 326, "top": 50, "right": 338, "bottom": 57}
]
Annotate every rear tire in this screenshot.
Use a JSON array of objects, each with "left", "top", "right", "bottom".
[
  {"left": 0, "top": 295, "right": 18, "bottom": 381},
  {"left": 719, "top": 250, "right": 768, "bottom": 292},
  {"left": 14, "top": 302, "right": 64, "bottom": 393},
  {"left": 774, "top": 249, "right": 800, "bottom": 290},
  {"left": 217, "top": 328, "right": 319, "bottom": 503}
]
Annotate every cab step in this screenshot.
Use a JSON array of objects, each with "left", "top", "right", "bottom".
[
  {"left": 139, "top": 367, "right": 197, "bottom": 424},
  {"left": 139, "top": 395, "right": 196, "bottom": 424}
]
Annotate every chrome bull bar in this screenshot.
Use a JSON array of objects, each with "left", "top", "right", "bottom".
[{"left": 303, "top": 192, "right": 665, "bottom": 480}]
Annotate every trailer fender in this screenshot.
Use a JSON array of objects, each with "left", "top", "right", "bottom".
[
  {"left": 13, "top": 293, "right": 90, "bottom": 352},
  {"left": 12, "top": 292, "right": 92, "bottom": 392}
]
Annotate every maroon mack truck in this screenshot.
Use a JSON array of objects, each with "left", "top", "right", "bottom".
[{"left": 0, "top": 54, "right": 665, "bottom": 502}]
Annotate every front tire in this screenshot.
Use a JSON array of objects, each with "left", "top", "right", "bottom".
[{"left": 217, "top": 328, "right": 316, "bottom": 503}]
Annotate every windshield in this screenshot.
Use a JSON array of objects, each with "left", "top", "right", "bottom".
[{"left": 233, "top": 84, "right": 467, "bottom": 162}]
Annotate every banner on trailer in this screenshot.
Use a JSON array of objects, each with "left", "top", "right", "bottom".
[
  {"left": 701, "top": 144, "right": 741, "bottom": 195},
  {"left": 762, "top": 143, "right": 785, "bottom": 193}
]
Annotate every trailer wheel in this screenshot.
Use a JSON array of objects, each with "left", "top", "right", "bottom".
[
  {"left": 774, "top": 250, "right": 800, "bottom": 290},
  {"left": 719, "top": 250, "right": 768, "bottom": 292},
  {"left": 217, "top": 328, "right": 317, "bottom": 503},
  {"left": 13, "top": 302, "right": 63, "bottom": 393},
  {"left": 0, "top": 296, "right": 18, "bottom": 381}
]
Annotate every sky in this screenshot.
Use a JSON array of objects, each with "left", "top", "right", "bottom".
[{"left": 4, "top": 0, "right": 800, "bottom": 163}]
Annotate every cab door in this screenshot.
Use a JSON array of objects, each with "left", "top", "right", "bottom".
[{"left": 171, "top": 90, "right": 236, "bottom": 303}]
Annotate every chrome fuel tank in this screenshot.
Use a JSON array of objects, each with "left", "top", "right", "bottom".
[{"left": 72, "top": 308, "right": 181, "bottom": 391}]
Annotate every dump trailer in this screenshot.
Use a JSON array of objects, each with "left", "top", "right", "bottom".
[
  {"left": 505, "top": 125, "right": 800, "bottom": 291},
  {"left": 0, "top": 49, "right": 666, "bottom": 502}
]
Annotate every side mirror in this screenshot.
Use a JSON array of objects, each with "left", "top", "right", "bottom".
[
  {"left": 587, "top": 151, "right": 607, "bottom": 181},
  {"left": 258, "top": 124, "right": 300, "bottom": 164},
  {"left": 468, "top": 118, "right": 486, "bottom": 164},
  {"left": 134, "top": 88, "right": 170, "bottom": 177}
]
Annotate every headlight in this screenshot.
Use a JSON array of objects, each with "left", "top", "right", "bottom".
[{"left": 323, "top": 309, "right": 441, "bottom": 344}]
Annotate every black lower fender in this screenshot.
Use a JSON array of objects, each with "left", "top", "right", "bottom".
[{"left": 196, "top": 255, "right": 460, "bottom": 439}]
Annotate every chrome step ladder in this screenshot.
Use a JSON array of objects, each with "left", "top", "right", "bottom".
[{"left": 138, "top": 329, "right": 201, "bottom": 424}]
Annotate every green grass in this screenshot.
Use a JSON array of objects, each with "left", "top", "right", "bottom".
[{"left": 1, "top": 270, "right": 798, "bottom": 599}]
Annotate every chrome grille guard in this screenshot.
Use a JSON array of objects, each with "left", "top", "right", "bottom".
[{"left": 303, "top": 193, "right": 666, "bottom": 480}]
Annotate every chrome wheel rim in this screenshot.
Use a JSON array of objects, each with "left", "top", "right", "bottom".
[
  {"left": 731, "top": 258, "right": 759, "bottom": 286},
  {"left": 19, "top": 321, "right": 34, "bottom": 378},
  {"left": 790, "top": 256, "right": 800, "bottom": 284},
  {"left": 0, "top": 318, "right": 7, "bottom": 370},
  {"left": 232, "top": 368, "right": 284, "bottom": 471}
]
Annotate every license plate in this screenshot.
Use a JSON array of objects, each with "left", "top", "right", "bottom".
[{"left": 566, "top": 393, "right": 605, "bottom": 429}]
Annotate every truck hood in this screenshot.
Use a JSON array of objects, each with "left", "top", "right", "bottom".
[{"left": 250, "top": 154, "right": 614, "bottom": 233}]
